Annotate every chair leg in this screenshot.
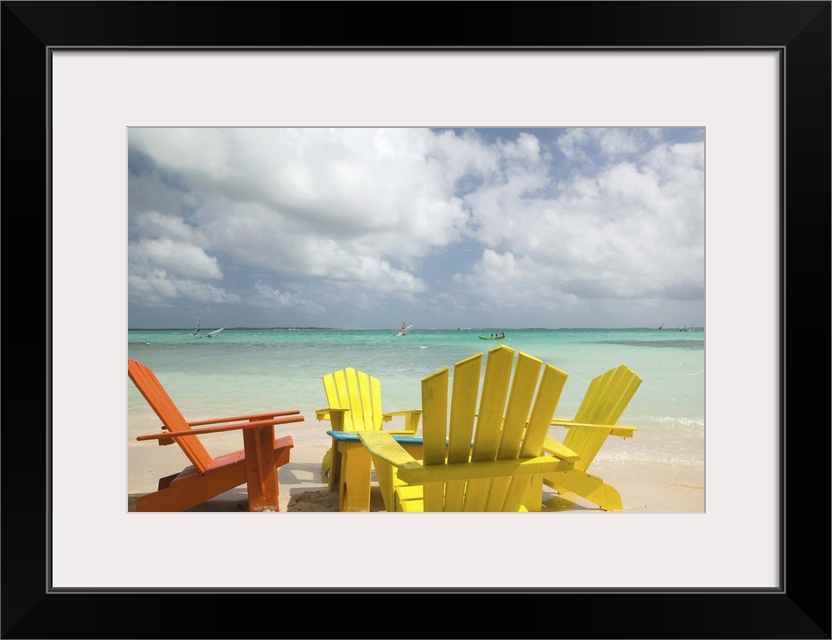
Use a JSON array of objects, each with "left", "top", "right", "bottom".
[
  {"left": 373, "top": 458, "right": 395, "bottom": 512},
  {"left": 370, "top": 443, "right": 423, "bottom": 512},
  {"left": 337, "top": 442, "right": 372, "bottom": 512},
  {"left": 242, "top": 424, "right": 281, "bottom": 512},
  {"left": 321, "top": 448, "right": 333, "bottom": 479},
  {"left": 522, "top": 475, "right": 544, "bottom": 512},
  {"left": 327, "top": 443, "right": 342, "bottom": 493}
]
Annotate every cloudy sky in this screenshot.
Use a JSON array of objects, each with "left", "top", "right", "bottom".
[{"left": 128, "top": 127, "right": 704, "bottom": 330}]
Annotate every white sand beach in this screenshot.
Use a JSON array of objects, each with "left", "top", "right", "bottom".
[{"left": 127, "top": 437, "right": 704, "bottom": 513}]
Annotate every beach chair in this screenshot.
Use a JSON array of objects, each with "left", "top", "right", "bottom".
[
  {"left": 315, "top": 367, "right": 422, "bottom": 511},
  {"left": 528, "top": 364, "right": 643, "bottom": 512},
  {"left": 359, "top": 345, "right": 573, "bottom": 512},
  {"left": 128, "top": 358, "right": 304, "bottom": 512}
]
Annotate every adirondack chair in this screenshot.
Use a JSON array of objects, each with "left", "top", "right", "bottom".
[
  {"left": 315, "top": 367, "right": 423, "bottom": 511},
  {"left": 358, "top": 345, "right": 574, "bottom": 512},
  {"left": 128, "top": 358, "right": 304, "bottom": 512},
  {"left": 528, "top": 364, "right": 643, "bottom": 512}
]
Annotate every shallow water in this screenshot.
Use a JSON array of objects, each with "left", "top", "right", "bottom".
[{"left": 128, "top": 327, "right": 705, "bottom": 472}]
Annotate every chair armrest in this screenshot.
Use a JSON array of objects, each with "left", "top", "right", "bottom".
[
  {"left": 550, "top": 419, "right": 638, "bottom": 439},
  {"left": 381, "top": 409, "right": 422, "bottom": 433},
  {"left": 188, "top": 409, "right": 300, "bottom": 427},
  {"left": 328, "top": 430, "right": 423, "bottom": 445},
  {"left": 316, "top": 407, "right": 348, "bottom": 430},
  {"left": 358, "top": 431, "right": 420, "bottom": 468},
  {"left": 137, "top": 414, "right": 304, "bottom": 441},
  {"left": 541, "top": 436, "right": 580, "bottom": 461},
  {"left": 316, "top": 407, "right": 348, "bottom": 420}
]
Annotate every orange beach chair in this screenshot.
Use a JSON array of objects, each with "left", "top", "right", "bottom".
[{"left": 129, "top": 358, "right": 304, "bottom": 512}]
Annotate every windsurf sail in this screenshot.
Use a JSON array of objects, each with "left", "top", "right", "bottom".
[
  {"left": 396, "top": 322, "right": 413, "bottom": 336},
  {"left": 192, "top": 314, "right": 201, "bottom": 336},
  {"left": 201, "top": 327, "right": 225, "bottom": 338}
]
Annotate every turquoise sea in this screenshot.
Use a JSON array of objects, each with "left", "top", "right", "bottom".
[{"left": 127, "top": 327, "right": 704, "bottom": 476}]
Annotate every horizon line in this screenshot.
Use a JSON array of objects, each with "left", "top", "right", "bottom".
[{"left": 128, "top": 325, "right": 702, "bottom": 332}]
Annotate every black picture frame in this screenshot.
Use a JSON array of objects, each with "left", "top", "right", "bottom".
[{"left": 3, "top": 2, "right": 829, "bottom": 638}]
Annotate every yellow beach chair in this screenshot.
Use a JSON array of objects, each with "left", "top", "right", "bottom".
[
  {"left": 359, "top": 345, "right": 573, "bottom": 512},
  {"left": 315, "top": 367, "right": 422, "bottom": 511},
  {"left": 530, "top": 364, "right": 643, "bottom": 512}
]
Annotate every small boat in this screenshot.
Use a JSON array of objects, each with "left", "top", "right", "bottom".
[
  {"left": 396, "top": 322, "right": 413, "bottom": 336},
  {"left": 478, "top": 334, "right": 509, "bottom": 341}
]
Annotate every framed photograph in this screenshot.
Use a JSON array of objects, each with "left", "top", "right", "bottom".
[{"left": 4, "top": 2, "right": 828, "bottom": 638}]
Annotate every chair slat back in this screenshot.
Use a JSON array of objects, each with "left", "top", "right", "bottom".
[
  {"left": 421, "top": 345, "right": 568, "bottom": 511},
  {"left": 564, "top": 364, "right": 642, "bottom": 470},
  {"left": 128, "top": 359, "right": 213, "bottom": 473},
  {"left": 322, "top": 367, "right": 384, "bottom": 431}
]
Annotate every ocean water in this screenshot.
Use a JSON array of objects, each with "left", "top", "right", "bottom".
[{"left": 127, "top": 327, "right": 705, "bottom": 476}]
